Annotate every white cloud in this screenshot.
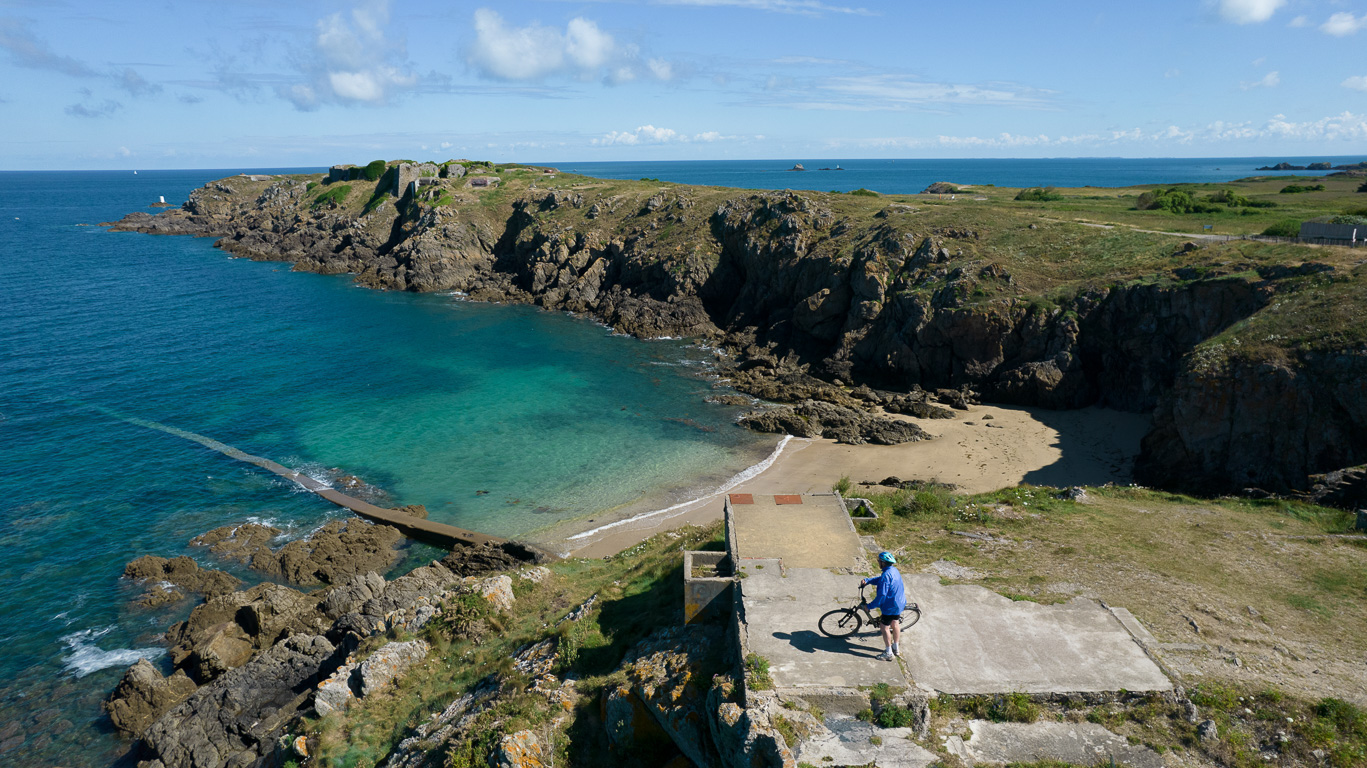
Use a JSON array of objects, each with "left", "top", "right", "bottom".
[
  {"left": 593, "top": 124, "right": 731, "bottom": 145},
  {"left": 0, "top": 18, "right": 96, "bottom": 77},
  {"left": 837, "top": 112, "right": 1367, "bottom": 150},
  {"left": 1241, "top": 70, "right": 1280, "bottom": 89},
  {"left": 280, "top": 0, "right": 418, "bottom": 109},
  {"left": 467, "top": 10, "right": 669, "bottom": 83},
  {"left": 653, "top": 0, "right": 873, "bottom": 15},
  {"left": 1344, "top": 76, "right": 1367, "bottom": 92},
  {"left": 1217, "top": 0, "right": 1285, "bottom": 24},
  {"left": 1321, "top": 12, "right": 1367, "bottom": 36},
  {"left": 1288, "top": 15, "right": 1309, "bottom": 27},
  {"left": 647, "top": 58, "right": 674, "bottom": 81},
  {"left": 440, "top": 141, "right": 453, "bottom": 149},
  {"left": 781, "top": 74, "right": 1052, "bottom": 111}
]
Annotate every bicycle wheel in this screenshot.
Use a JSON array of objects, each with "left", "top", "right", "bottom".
[
  {"left": 900, "top": 604, "right": 922, "bottom": 631},
  {"left": 818, "top": 608, "right": 863, "bottom": 638}
]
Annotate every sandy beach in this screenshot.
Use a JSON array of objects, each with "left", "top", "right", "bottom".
[{"left": 548, "top": 403, "right": 1150, "bottom": 558}]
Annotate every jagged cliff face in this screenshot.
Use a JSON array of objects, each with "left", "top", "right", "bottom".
[{"left": 109, "top": 172, "right": 1367, "bottom": 495}]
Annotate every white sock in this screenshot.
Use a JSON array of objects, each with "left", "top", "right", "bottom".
[{"left": 892, "top": 642, "right": 899, "bottom": 653}]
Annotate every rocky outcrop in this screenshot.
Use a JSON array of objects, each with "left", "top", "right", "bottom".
[
  {"left": 739, "top": 400, "right": 930, "bottom": 445},
  {"left": 1137, "top": 347, "right": 1367, "bottom": 494},
  {"left": 122, "top": 556, "right": 240, "bottom": 607},
  {"left": 314, "top": 639, "right": 429, "bottom": 715},
  {"left": 166, "top": 583, "right": 329, "bottom": 683},
  {"left": 140, "top": 635, "right": 342, "bottom": 768},
  {"left": 190, "top": 522, "right": 281, "bottom": 567},
  {"left": 261, "top": 519, "right": 403, "bottom": 586},
  {"left": 104, "top": 660, "right": 197, "bottom": 737},
  {"left": 1308, "top": 463, "right": 1367, "bottom": 509},
  {"left": 106, "top": 173, "right": 1367, "bottom": 496}
]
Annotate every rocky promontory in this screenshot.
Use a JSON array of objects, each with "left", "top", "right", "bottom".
[{"left": 106, "top": 164, "right": 1367, "bottom": 498}]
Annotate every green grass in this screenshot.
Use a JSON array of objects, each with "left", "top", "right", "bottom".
[
  {"left": 312, "top": 184, "right": 351, "bottom": 208},
  {"left": 744, "top": 653, "right": 774, "bottom": 690}
]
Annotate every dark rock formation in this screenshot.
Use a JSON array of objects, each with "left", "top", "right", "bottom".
[
  {"left": 122, "top": 556, "right": 240, "bottom": 607},
  {"left": 739, "top": 400, "right": 930, "bottom": 445},
  {"left": 1307, "top": 464, "right": 1367, "bottom": 509},
  {"left": 140, "top": 635, "right": 342, "bottom": 768}
]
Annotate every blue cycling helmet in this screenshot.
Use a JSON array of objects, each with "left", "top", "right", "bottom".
[{"left": 878, "top": 551, "right": 896, "bottom": 565}]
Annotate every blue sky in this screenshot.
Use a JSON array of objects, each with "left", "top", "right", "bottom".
[{"left": 1, "top": 0, "right": 1365, "bottom": 169}]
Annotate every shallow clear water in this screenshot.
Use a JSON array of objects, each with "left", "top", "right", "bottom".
[{"left": 0, "top": 169, "right": 771, "bottom": 766}]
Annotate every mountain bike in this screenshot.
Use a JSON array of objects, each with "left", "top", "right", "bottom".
[{"left": 817, "top": 583, "right": 921, "bottom": 638}]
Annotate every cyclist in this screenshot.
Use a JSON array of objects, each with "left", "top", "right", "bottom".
[{"left": 860, "top": 551, "right": 906, "bottom": 661}]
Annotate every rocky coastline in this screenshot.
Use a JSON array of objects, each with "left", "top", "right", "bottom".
[
  {"left": 107, "top": 166, "right": 1367, "bottom": 500},
  {"left": 108, "top": 514, "right": 540, "bottom": 768}
]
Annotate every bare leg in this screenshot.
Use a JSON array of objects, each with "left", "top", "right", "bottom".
[
  {"left": 880, "top": 622, "right": 893, "bottom": 650},
  {"left": 890, "top": 621, "right": 901, "bottom": 647}
]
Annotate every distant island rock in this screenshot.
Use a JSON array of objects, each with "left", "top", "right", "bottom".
[
  {"left": 1256, "top": 161, "right": 1362, "bottom": 171},
  {"left": 790, "top": 163, "right": 806, "bottom": 171}
]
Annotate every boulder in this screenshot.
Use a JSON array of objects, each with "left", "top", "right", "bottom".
[
  {"left": 166, "top": 582, "right": 328, "bottom": 683},
  {"left": 320, "top": 571, "right": 387, "bottom": 620},
  {"left": 461, "top": 574, "right": 515, "bottom": 613},
  {"left": 440, "top": 542, "right": 525, "bottom": 576},
  {"left": 358, "top": 639, "right": 428, "bottom": 697},
  {"left": 708, "top": 685, "right": 795, "bottom": 768},
  {"left": 104, "top": 659, "right": 197, "bottom": 737},
  {"left": 493, "top": 730, "right": 548, "bottom": 768},
  {"left": 1307, "top": 464, "right": 1367, "bottom": 509},
  {"left": 313, "top": 662, "right": 358, "bottom": 716}
]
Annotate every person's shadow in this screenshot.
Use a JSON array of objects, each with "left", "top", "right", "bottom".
[{"left": 773, "top": 630, "right": 878, "bottom": 658}]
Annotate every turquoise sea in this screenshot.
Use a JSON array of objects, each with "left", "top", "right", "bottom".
[
  {"left": 0, "top": 156, "right": 1359, "bottom": 767},
  {"left": 0, "top": 169, "right": 773, "bottom": 767}
]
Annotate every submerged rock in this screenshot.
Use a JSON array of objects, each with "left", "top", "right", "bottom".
[{"left": 122, "top": 555, "right": 239, "bottom": 607}]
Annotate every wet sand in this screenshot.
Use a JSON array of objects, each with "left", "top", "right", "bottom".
[{"left": 548, "top": 404, "right": 1150, "bottom": 558}]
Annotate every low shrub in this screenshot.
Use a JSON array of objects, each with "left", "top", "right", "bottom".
[
  {"left": 1280, "top": 183, "right": 1325, "bottom": 194},
  {"left": 1261, "top": 219, "right": 1302, "bottom": 237},
  {"left": 1136, "top": 188, "right": 1220, "bottom": 214},
  {"left": 744, "top": 653, "right": 774, "bottom": 690},
  {"left": 834, "top": 475, "right": 852, "bottom": 495},
  {"left": 892, "top": 487, "right": 953, "bottom": 518},
  {"left": 362, "top": 159, "right": 388, "bottom": 181},
  {"left": 1358, "top": 180, "right": 1367, "bottom": 193},
  {"left": 849, "top": 188, "right": 880, "bottom": 197},
  {"left": 1015, "top": 186, "right": 1062, "bottom": 202}
]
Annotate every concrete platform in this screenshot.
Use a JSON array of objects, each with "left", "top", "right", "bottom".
[
  {"left": 739, "top": 567, "right": 1171, "bottom": 695},
  {"left": 946, "top": 721, "right": 1164, "bottom": 768},
  {"left": 740, "top": 564, "right": 908, "bottom": 691},
  {"left": 728, "top": 492, "right": 865, "bottom": 571}
]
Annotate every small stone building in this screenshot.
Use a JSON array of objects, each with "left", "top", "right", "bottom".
[{"left": 393, "top": 163, "right": 440, "bottom": 196}]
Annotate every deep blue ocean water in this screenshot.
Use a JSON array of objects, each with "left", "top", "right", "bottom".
[
  {"left": 0, "top": 155, "right": 1357, "bottom": 766},
  {"left": 547, "top": 156, "right": 1357, "bottom": 194}
]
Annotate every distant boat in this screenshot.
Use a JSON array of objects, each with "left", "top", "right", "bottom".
[{"left": 133, "top": 171, "right": 138, "bottom": 175}]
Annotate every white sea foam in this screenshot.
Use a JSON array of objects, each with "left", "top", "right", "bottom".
[
  {"left": 565, "top": 435, "right": 797, "bottom": 544},
  {"left": 62, "top": 627, "right": 166, "bottom": 678}
]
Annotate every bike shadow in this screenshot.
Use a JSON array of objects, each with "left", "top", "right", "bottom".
[{"left": 772, "top": 630, "right": 880, "bottom": 658}]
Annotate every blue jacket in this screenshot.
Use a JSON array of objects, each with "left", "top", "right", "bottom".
[{"left": 866, "top": 566, "right": 907, "bottom": 616}]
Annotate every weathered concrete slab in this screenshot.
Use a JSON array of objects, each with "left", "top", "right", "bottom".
[
  {"left": 730, "top": 493, "right": 865, "bottom": 571},
  {"left": 740, "top": 567, "right": 1170, "bottom": 696},
  {"left": 946, "top": 720, "right": 1164, "bottom": 768},
  {"left": 903, "top": 574, "right": 1172, "bottom": 694},
  {"left": 741, "top": 566, "right": 908, "bottom": 690},
  {"left": 797, "top": 715, "right": 939, "bottom": 768}
]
